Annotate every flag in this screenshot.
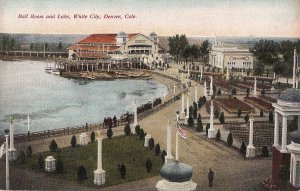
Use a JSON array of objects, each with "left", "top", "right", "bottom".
[
  {"left": 0, "top": 142, "right": 6, "bottom": 159},
  {"left": 177, "top": 123, "right": 187, "bottom": 139}
]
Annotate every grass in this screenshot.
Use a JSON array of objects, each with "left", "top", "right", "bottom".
[{"left": 13, "top": 135, "right": 164, "bottom": 188}]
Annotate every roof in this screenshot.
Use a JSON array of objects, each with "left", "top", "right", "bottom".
[
  {"left": 149, "top": 32, "right": 157, "bottom": 36},
  {"left": 278, "top": 88, "right": 300, "bottom": 103},
  {"left": 68, "top": 45, "right": 120, "bottom": 51},
  {"left": 78, "top": 33, "right": 139, "bottom": 44},
  {"left": 75, "top": 52, "right": 111, "bottom": 59},
  {"left": 160, "top": 161, "right": 193, "bottom": 182}
]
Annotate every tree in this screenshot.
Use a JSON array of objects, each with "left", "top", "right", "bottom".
[
  {"left": 107, "top": 127, "right": 113, "bottom": 139},
  {"left": 120, "top": 164, "right": 126, "bottom": 179},
  {"left": 244, "top": 114, "right": 250, "bottom": 123},
  {"left": 260, "top": 109, "right": 264, "bottom": 117},
  {"left": 227, "top": 133, "right": 233, "bottom": 147},
  {"left": 190, "top": 44, "right": 200, "bottom": 63},
  {"left": 30, "top": 43, "right": 34, "bottom": 51},
  {"left": 149, "top": 138, "right": 155, "bottom": 150},
  {"left": 206, "top": 124, "right": 210, "bottom": 135},
  {"left": 49, "top": 139, "right": 58, "bottom": 152},
  {"left": 182, "top": 45, "right": 191, "bottom": 63},
  {"left": 146, "top": 158, "right": 152, "bottom": 173},
  {"left": 160, "top": 150, "right": 167, "bottom": 163},
  {"left": 262, "top": 146, "right": 269, "bottom": 157},
  {"left": 214, "top": 110, "right": 219, "bottom": 119},
  {"left": 71, "top": 135, "right": 77, "bottom": 147},
  {"left": 188, "top": 115, "right": 194, "bottom": 127},
  {"left": 18, "top": 150, "right": 26, "bottom": 163},
  {"left": 279, "top": 165, "right": 290, "bottom": 189},
  {"left": 232, "top": 88, "right": 236, "bottom": 95},
  {"left": 135, "top": 125, "right": 141, "bottom": 135},
  {"left": 91, "top": 131, "right": 95, "bottom": 143},
  {"left": 237, "top": 108, "right": 242, "bottom": 118},
  {"left": 196, "top": 117, "right": 203, "bottom": 132},
  {"left": 77, "top": 165, "right": 87, "bottom": 180},
  {"left": 139, "top": 129, "right": 145, "bottom": 140},
  {"left": 26, "top": 145, "right": 32, "bottom": 157},
  {"left": 124, "top": 123, "right": 131, "bottom": 136},
  {"left": 246, "top": 88, "right": 250, "bottom": 97},
  {"left": 168, "top": 34, "right": 189, "bottom": 63},
  {"left": 37, "top": 154, "right": 44, "bottom": 169},
  {"left": 219, "top": 112, "right": 225, "bottom": 124},
  {"left": 45, "top": 43, "right": 49, "bottom": 51},
  {"left": 155, "top": 144, "right": 161, "bottom": 156},
  {"left": 56, "top": 156, "right": 64, "bottom": 173},
  {"left": 240, "top": 142, "right": 246, "bottom": 156},
  {"left": 213, "top": 85, "right": 217, "bottom": 95},
  {"left": 216, "top": 129, "right": 221, "bottom": 141},
  {"left": 269, "top": 111, "right": 274, "bottom": 123},
  {"left": 217, "top": 89, "right": 221, "bottom": 96},
  {"left": 200, "top": 40, "right": 210, "bottom": 64},
  {"left": 58, "top": 41, "right": 63, "bottom": 51}
]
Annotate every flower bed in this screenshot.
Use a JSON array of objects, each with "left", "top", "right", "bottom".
[
  {"left": 205, "top": 101, "right": 220, "bottom": 113},
  {"left": 216, "top": 97, "right": 254, "bottom": 113},
  {"left": 244, "top": 96, "right": 273, "bottom": 111},
  {"left": 263, "top": 177, "right": 279, "bottom": 191}
]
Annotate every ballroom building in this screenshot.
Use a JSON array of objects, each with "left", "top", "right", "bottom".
[
  {"left": 68, "top": 32, "right": 164, "bottom": 60},
  {"left": 209, "top": 40, "right": 254, "bottom": 71}
]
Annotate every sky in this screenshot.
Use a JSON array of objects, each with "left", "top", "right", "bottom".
[{"left": 0, "top": 0, "right": 299, "bottom": 37}]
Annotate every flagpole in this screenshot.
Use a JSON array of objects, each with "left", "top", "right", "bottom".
[
  {"left": 5, "top": 134, "right": 9, "bottom": 190},
  {"left": 28, "top": 115, "right": 30, "bottom": 141},
  {"left": 176, "top": 112, "right": 179, "bottom": 162}
]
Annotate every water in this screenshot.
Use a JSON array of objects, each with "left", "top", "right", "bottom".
[{"left": 0, "top": 60, "right": 167, "bottom": 136}]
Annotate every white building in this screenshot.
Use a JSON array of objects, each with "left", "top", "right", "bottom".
[{"left": 209, "top": 40, "right": 253, "bottom": 70}]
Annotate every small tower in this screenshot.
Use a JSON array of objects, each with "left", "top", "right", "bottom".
[
  {"left": 149, "top": 32, "right": 159, "bottom": 43},
  {"left": 246, "top": 116, "right": 256, "bottom": 158},
  {"left": 116, "top": 31, "right": 128, "bottom": 45}
]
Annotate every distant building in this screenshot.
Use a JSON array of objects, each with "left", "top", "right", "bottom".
[
  {"left": 209, "top": 39, "right": 253, "bottom": 70},
  {"left": 68, "top": 32, "right": 165, "bottom": 60}
]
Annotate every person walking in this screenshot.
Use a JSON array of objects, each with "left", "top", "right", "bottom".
[{"left": 208, "top": 168, "right": 214, "bottom": 187}]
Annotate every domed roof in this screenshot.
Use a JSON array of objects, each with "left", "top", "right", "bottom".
[
  {"left": 149, "top": 32, "right": 157, "bottom": 36},
  {"left": 290, "top": 130, "right": 300, "bottom": 144},
  {"left": 117, "top": 31, "right": 127, "bottom": 37},
  {"left": 160, "top": 161, "right": 193, "bottom": 182},
  {"left": 278, "top": 88, "right": 300, "bottom": 103}
]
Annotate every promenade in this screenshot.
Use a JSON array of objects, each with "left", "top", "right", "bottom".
[{"left": 0, "top": 65, "right": 271, "bottom": 191}]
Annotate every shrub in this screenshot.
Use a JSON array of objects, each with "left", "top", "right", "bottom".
[
  {"left": 90, "top": 131, "right": 95, "bottom": 143},
  {"left": 149, "top": 138, "right": 155, "bottom": 150},
  {"left": 77, "top": 165, "right": 87, "bottom": 181},
  {"left": 139, "top": 129, "right": 145, "bottom": 140},
  {"left": 120, "top": 164, "right": 126, "bottom": 179},
  {"left": 26, "top": 145, "right": 32, "bottom": 157},
  {"left": 237, "top": 108, "right": 242, "bottom": 118},
  {"left": 155, "top": 144, "right": 161, "bottom": 156},
  {"left": 217, "top": 89, "right": 221, "bottom": 96},
  {"left": 188, "top": 115, "right": 194, "bottom": 127},
  {"left": 214, "top": 110, "right": 219, "bottom": 119},
  {"left": 260, "top": 109, "right": 264, "bottom": 117},
  {"left": 269, "top": 111, "right": 274, "bottom": 123},
  {"left": 160, "top": 150, "right": 167, "bottom": 163},
  {"left": 135, "top": 125, "right": 141, "bottom": 135},
  {"left": 246, "top": 88, "right": 250, "bottom": 97},
  {"left": 196, "top": 117, "right": 203, "bottom": 132},
  {"left": 232, "top": 88, "right": 236, "bottom": 95},
  {"left": 18, "top": 150, "right": 26, "bottom": 163},
  {"left": 261, "top": 89, "right": 265, "bottom": 94},
  {"left": 37, "top": 154, "right": 44, "bottom": 169},
  {"left": 71, "top": 135, "right": 77, "bottom": 147},
  {"left": 56, "top": 156, "right": 64, "bottom": 173},
  {"left": 107, "top": 128, "right": 113, "bottom": 139},
  {"left": 219, "top": 112, "right": 225, "bottom": 124},
  {"left": 227, "top": 133, "right": 233, "bottom": 147},
  {"left": 279, "top": 165, "right": 290, "bottom": 189},
  {"left": 49, "top": 139, "right": 58, "bottom": 152},
  {"left": 244, "top": 114, "right": 250, "bottom": 123},
  {"left": 240, "top": 142, "right": 246, "bottom": 156},
  {"left": 262, "top": 146, "right": 269, "bottom": 157},
  {"left": 216, "top": 129, "right": 221, "bottom": 141},
  {"left": 206, "top": 124, "right": 210, "bottom": 135},
  {"left": 124, "top": 123, "right": 131, "bottom": 136},
  {"left": 146, "top": 158, "right": 152, "bottom": 173}
]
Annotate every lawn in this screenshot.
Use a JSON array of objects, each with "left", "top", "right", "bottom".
[{"left": 14, "top": 135, "right": 164, "bottom": 188}]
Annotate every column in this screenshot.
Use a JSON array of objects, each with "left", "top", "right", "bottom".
[
  {"left": 8, "top": 117, "right": 16, "bottom": 161},
  {"left": 208, "top": 101, "right": 215, "bottom": 138},
  {"left": 131, "top": 101, "right": 137, "bottom": 134},
  {"left": 165, "top": 121, "right": 174, "bottom": 164},
  {"left": 94, "top": 132, "right": 106, "bottom": 185},
  {"left": 209, "top": 76, "right": 213, "bottom": 96},
  {"left": 204, "top": 80, "right": 207, "bottom": 97},
  {"left": 281, "top": 115, "right": 287, "bottom": 152},
  {"left": 273, "top": 112, "right": 279, "bottom": 146},
  {"left": 180, "top": 93, "right": 185, "bottom": 119},
  {"left": 246, "top": 117, "right": 256, "bottom": 158},
  {"left": 185, "top": 93, "right": 190, "bottom": 125},
  {"left": 200, "top": 67, "right": 203, "bottom": 80},
  {"left": 253, "top": 78, "right": 257, "bottom": 96},
  {"left": 5, "top": 135, "right": 9, "bottom": 190},
  {"left": 194, "top": 86, "right": 198, "bottom": 103},
  {"left": 226, "top": 68, "right": 229, "bottom": 80}
]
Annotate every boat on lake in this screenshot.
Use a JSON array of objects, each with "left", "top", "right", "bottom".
[
  {"left": 52, "top": 69, "right": 60, "bottom": 75},
  {"left": 45, "top": 66, "right": 54, "bottom": 73}
]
